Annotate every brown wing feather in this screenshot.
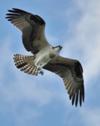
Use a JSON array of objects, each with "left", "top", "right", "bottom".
[
  {"left": 6, "top": 8, "right": 49, "bottom": 53},
  {"left": 44, "top": 56, "right": 85, "bottom": 107}
]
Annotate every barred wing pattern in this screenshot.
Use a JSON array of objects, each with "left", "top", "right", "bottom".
[{"left": 44, "top": 56, "right": 84, "bottom": 106}]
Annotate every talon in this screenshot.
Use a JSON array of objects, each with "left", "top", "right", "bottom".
[
  {"left": 39, "top": 70, "right": 44, "bottom": 75},
  {"left": 37, "top": 67, "right": 44, "bottom": 75}
]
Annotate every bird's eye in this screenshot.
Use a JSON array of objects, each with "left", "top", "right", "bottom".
[{"left": 52, "top": 47, "right": 55, "bottom": 49}]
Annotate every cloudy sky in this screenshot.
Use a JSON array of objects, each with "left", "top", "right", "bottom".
[{"left": 0, "top": 0, "right": 100, "bottom": 126}]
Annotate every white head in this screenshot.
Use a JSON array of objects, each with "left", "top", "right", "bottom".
[
  {"left": 49, "top": 45, "right": 62, "bottom": 58},
  {"left": 52, "top": 45, "right": 62, "bottom": 53}
]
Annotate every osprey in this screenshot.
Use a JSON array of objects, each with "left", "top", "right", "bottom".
[{"left": 6, "top": 8, "right": 85, "bottom": 107}]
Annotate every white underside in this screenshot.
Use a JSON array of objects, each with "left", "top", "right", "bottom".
[
  {"left": 34, "top": 46, "right": 52, "bottom": 69},
  {"left": 33, "top": 45, "right": 60, "bottom": 75}
]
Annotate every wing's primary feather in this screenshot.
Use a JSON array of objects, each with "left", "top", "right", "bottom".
[
  {"left": 44, "top": 56, "right": 85, "bottom": 107},
  {"left": 6, "top": 8, "right": 49, "bottom": 54}
]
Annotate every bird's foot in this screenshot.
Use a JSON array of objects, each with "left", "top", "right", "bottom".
[
  {"left": 39, "top": 70, "right": 44, "bottom": 75},
  {"left": 35, "top": 67, "right": 44, "bottom": 76},
  {"left": 38, "top": 67, "right": 44, "bottom": 75}
]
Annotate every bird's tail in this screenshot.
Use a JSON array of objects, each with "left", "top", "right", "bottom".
[{"left": 13, "top": 54, "right": 39, "bottom": 75}]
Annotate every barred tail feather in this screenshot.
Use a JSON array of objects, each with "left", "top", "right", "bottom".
[{"left": 13, "top": 54, "right": 38, "bottom": 75}]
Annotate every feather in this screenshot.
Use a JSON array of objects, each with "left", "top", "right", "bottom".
[
  {"left": 44, "top": 56, "right": 85, "bottom": 107},
  {"left": 6, "top": 8, "right": 49, "bottom": 53}
]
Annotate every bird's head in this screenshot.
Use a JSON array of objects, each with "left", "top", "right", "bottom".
[
  {"left": 52, "top": 45, "right": 62, "bottom": 53},
  {"left": 49, "top": 45, "right": 62, "bottom": 58}
]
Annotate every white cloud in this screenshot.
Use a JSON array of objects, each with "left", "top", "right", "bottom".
[{"left": 81, "top": 108, "right": 100, "bottom": 126}]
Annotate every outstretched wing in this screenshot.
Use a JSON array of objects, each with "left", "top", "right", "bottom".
[
  {"left": 6, "top": 8, "right": 49, "bottom": 54},
  {"left": 44, "top": 56, "right": 85, "bottom": 107}
]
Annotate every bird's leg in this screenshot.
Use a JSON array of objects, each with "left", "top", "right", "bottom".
[
  {"left": 39, "top": 70, "right": 44, "bottom": 75},
  {"left": 34, "top": 58, "right": 44, "bottom": 76},
  {"left": 38, "top": 68, "right": 44, "bottom": 75}
]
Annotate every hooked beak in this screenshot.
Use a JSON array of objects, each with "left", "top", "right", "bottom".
[
  {"left": 52, "top": 45, "right": 63, "bottom": 51},
  {"left": 59, "top": 45, "right": 62, "bottom": 50}
]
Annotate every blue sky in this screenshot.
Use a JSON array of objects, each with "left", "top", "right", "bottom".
[{"left": 0, "top": 0, "right": 100, "bottom": 126}]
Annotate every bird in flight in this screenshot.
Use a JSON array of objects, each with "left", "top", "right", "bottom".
[{"left": 6, "top": 8, "right": 85, "bottom": 107}]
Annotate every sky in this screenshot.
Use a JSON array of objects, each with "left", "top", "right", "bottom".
[{"left": 0, "top": 0, "right": 100, "bottom": 126}]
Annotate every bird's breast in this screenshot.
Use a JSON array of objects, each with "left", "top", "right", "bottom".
[{"left": 34, "top": 47, "right": 52, "bottom": 67}]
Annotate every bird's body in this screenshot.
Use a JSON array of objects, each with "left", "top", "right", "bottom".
[
  {"left": 34, "top": 46, "right": 52, "bottom": 68},
  {"left": 6, "top": 8, "right": 85, "bottom": 107},
  {"left": 32, "top": 45, "right": 61, "bottom": 75},
  {"left": 34, "top": 46, "right": 61, "bottom": 68}
]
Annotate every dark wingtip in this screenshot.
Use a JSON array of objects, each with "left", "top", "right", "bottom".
[
  {"left": 70, "top": 89, "right": 84, "bottom": 107},
  {"left": 5, "top": 8, "right": 24, "bottom": 21},
  {"left": 5, "top": 8, "right": 15, "bottom": 19},
  {"left": 8, "top": 9, "right": 15, "bottom": 13},
  {"left": 6, "top": 8, "right": 27, "bottom": 16}
]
